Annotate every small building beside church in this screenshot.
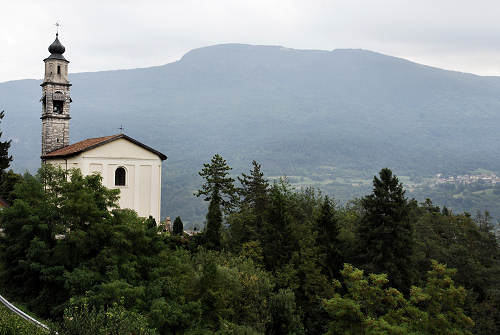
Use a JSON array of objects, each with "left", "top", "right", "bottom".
[{"left": 40, "top": 33, "right": 166, "bottom": 223}]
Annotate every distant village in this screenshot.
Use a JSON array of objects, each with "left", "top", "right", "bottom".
[{"left": 434, "top": 173, "right": 500, "bottom": 185}]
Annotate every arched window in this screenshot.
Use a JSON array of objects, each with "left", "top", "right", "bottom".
[{"left": 115, "top": 167, "right": 126, "bottom": 186}]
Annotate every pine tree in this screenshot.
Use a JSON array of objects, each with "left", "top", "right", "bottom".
[
  {"left": 236, "top": 160, "right": 269, "bottom": 241},
  {"left": 0, "top": 110, "right": 12, "bottom": 176},
  {"left": 358, "top": 168, "right": 415, "bottom": 293},
  {"left": 173, "top": 216, "right": 184, "bottom": 236},
  {"left": 196, "top": 154, "right": 237, "bottom": 249},
  {"left": 238, "top": 160, "right": 269, "bottom": 211},
  {"left": 195, "top": 154, "right": 237, "bottom": 212},
  {"left": 316, "top": 196, "right": 342, "bottom": 279}
]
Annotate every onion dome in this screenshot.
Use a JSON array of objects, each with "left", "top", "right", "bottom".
[{"left": 46, "top": 33, "right": 67, "bottom": 61}]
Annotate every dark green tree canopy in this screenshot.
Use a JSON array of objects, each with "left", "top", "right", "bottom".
[
  {"left": 0, "top": 110, "right": 12, "bottom": 176},
  {"left": 358, "top": 168, "right": 415, "bottom": 292},
  {"left": 238, "top": 160, "right": 269, "bottom": 210},
  {"left": 195, "top": 154, "right": 238, "bottom": 212},
  {"left": 196, "top": 154, "right": 237, "bottom": 250},
  {"left": 173, "top": 216, "right": 184, "bottom": 236}
]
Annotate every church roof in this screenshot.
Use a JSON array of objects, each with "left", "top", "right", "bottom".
[
  {"left": 46, "top": 33, "right": 68, "bottom": 61},
  {"left": 41, "top": 134, "right": 167, "bottom": 160}
]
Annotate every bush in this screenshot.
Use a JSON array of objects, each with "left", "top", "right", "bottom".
[
  {"left": 0, "top": 304, "right": 51, "bottom": 335},
  {"left": 57, "top": 303, "right": 157, "bottom": 335}
]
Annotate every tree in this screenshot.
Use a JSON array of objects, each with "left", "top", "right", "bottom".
[
  {"left": 0, "top": 110, "right": 12, "bottom": 177},
  {"left": 235, "top": 160, "right": 269, "bottom": 242},
  {"left": 0, "top": 169, "right": 22, "bottom": 203},
  {"left": 173, "top": 216, "right": 184, "bottom": 236},
  {"left": 204, "top": 197, "right": 223, "bottom": 250},
  {"left": 0, "top": 165, "right": 120, "bottom": 317},
  {"left": 0, "top": 110, "right": 20, "bottom": 203},
  {"left": 238, "top": 160, "right": 269, "bottom": 213},
  {"left": 358, "top": 168, "right": 415, "bottom": 293},
  {"left": 196, "top": 154, "right": 237, "bottom": 249},
  {"left": 322, "top": 262, "right": 474, "bottom": 335},
  {"left": 195, "top": 154, "right": 238, "bottom": 213},
  {"left": 316, "top": 196, "right": 342, "bottom": 280}
]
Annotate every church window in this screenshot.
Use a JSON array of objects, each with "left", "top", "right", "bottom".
[
  {"left": 57, "top": 65, "right": 61, "bottom": 75},
  {"left": 115, "top": 167, "right": 126, "bottom": 186}
]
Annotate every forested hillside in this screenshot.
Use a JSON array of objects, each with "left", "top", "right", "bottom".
[
  {"left": 2, "top": 44, "right": 500, "bottom": 223},
  {"left": 0, "top": 158, "right": 498, "bottom": 334}
]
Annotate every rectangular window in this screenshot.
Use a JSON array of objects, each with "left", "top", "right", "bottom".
[{"left": 57, "top": 65, "right": 61, "bottom": 75}]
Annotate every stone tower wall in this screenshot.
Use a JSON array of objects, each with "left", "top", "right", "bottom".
[{"left": 41, "top": 59, "right": 71, "bottom": 156}]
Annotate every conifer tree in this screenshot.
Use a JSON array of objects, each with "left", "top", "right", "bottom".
[
  {"left": 196, "top": 154, "right": 237, "bottom": 249},
  {"left": 0, "top": 110, "right": 20, "bottom": 203},
  {"left": 173, "top": 216, "right": 184, "bottom": 236},
  {"left": 316, "top": 196, "right": 342, "bottom": 279},
  {"left": 195, "top": 154, "right": 237, "bottom": 212},
  {"left": 235, "top": 160, "right": 269, "bottom": 241},
  {"left": 0, "top": 110, "right": 12, "bottom": 176},
  {"left": 358, "top": 168, "right": 415, "bottom": 293},
  {"left": 238, "top": 160, "right": 269, "bottom": 212}
]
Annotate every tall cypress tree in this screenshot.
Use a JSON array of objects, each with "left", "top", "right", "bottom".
[
  {"left": 195, "top": 154, "right": 237, "bottom": 249},
  {"left": 173, "top": 216, "right": 184, "bottom": 236},
  {"left": 358, "top": 168, "right": 415, "bottom": 293}
]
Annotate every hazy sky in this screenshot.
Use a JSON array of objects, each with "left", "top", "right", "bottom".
[{"left": 2, "top": 0, "right": 500, "bottom": 82}]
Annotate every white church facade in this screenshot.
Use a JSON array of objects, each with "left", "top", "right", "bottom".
[{"left": 40, "top": 33, "right": 166, "bottom": 223}]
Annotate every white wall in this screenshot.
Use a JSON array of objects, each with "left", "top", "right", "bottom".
[{"left": 45, "top": 138, "right": 163, "bottom": 223}]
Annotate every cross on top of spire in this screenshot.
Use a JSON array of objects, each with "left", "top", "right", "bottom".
[{"left": 55, "top": 21, "right": 60, "bottom": 36}]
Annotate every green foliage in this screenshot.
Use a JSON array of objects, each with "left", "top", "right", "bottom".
[
  {"left": 237, "top": 161, "right": 269, "bottom": 237},
  {"left": 315, "top": 196, "right": 342, "bottom": 279},
  {"left": 0, "top": 304, "right": 50, "bottom": 335},
  {"left": 358, "top": 168, "right": 415, "bottom": 292},
  {"left": 0, "top": 169, "right": 22, "bottom": 204},
  {"left": 412, "top": 204, "right": 500, "bottom": 335},
  {"left": 323, "top": 262, "right": 474, "bottom": 335},
  {"left": 0, "top": 110, "right": 12, "bottom": 176},
  {"left": 58, "top": 303, "right": 157, "bottom": 335},
  {"left": 268, "top": 289, "right": 304, "bottom": 335},
  {"left": 195, "top": 154, "right": 238, "bottom": 213},
  {"left": 194, "top": 250, "right": 275, "bottom": 333},
  {"left": 1, "top": 160, "right": 497, "bottom": 334},
  {"left": 196, "top": 154, "right": 237, "bottom": 250},
  {"left": 173, "top": 216, "right": 184, "bottom": 236},
  {"left": 0, "top": 110, "right": 20, "bottom": 204},
  {"left": 204, "top": 198, "right": 223, "bottom": 250}
]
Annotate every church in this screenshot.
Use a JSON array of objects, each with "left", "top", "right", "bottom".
[{"left": 40, "top": 33, "right": 167, "bottom": 223}]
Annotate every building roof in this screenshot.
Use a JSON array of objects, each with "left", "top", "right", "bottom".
[
  {"left": 0, "top": 197, "right": 9, "bottom": 208},
  {"left": 41, "top": 134, "right": 167, "bottom": 160},
  {"left": 45, "top": 33, "right": 67, "bottom": 61}
]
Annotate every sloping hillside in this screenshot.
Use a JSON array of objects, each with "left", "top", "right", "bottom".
[{"left": 2, "top": 44, "right": 500, "bottom": 222}]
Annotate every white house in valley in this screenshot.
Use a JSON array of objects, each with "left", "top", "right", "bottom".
[{"left": 40, "top": 33, "right": 167, "bottom": 223}]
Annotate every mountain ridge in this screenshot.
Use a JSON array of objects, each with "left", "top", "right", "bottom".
[
  {"left": 2, "top": 43, "right": 500, "bottom": 222},
  {"left": 2, "top": 45, "right": 495, "bottom": 85}
]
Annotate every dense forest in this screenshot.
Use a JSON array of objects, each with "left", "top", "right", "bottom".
[{"left": 1, "top": 108, "right": 499, "bottom": 334}]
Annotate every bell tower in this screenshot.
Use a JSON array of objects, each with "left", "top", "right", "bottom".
[{"left": 41, "top": 31, "right": 71, "bottom": 156}]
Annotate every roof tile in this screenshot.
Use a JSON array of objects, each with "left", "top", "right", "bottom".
[{"left": 42, "top": 135, "right": 120, "bottom": 158}]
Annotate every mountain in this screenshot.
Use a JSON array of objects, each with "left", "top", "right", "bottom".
[{"left": 2, "top": 44, "right": 500, "bottom": 223}]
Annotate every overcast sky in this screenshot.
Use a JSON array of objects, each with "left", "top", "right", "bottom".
[{"left": 1, "top": 0, "right": 500, "bottom": 82}]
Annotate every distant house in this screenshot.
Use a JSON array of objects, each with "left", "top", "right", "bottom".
[{"left": 0, "top": 197, "right": 9, "bottom": 209}]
